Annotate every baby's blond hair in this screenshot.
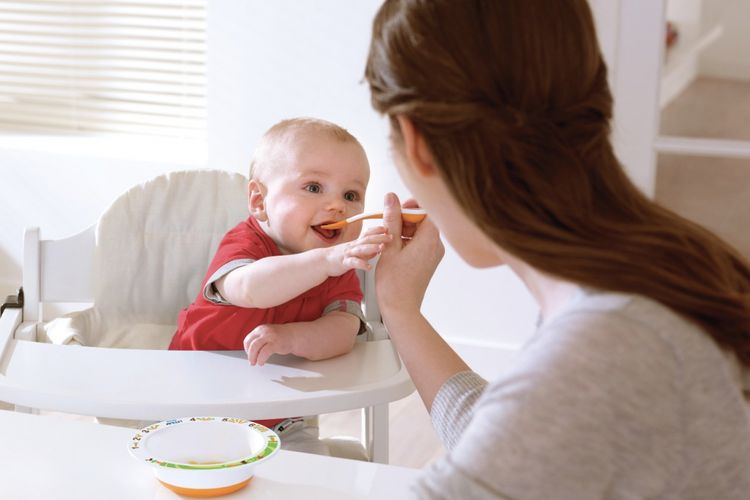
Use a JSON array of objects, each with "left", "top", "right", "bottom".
[{"left": 249, "top": 117, "right": 361, "bottom": 181}]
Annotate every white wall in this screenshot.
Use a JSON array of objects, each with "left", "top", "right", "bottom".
[
  {"left": 1, "top": 1, "right": 639, "bottom": 371},
  {"left": 0, "top": 146, "right": 201, "bottom": 294},
  {"left": 609, "top": 0, "right": 665, "bottom": 197},
  {"left": 700, "top": 0, "right": 750, "bottom": 81},
  {"left": 205, "top": 1, "right": 541, "bottom": 355},
  {"left": 589, "top": 0, "right": 621, "bottom": 81}
]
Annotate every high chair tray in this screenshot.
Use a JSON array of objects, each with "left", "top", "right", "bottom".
[{"left": 0, "top": 325, "right": 413, "bottom": 420}]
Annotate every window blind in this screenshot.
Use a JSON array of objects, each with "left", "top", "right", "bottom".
[{"left": 0, "top": 0, "right": 206, "bottom": 140}]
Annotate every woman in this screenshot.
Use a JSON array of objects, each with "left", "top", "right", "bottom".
[{"left": 365, "top": 1, "right": 750, "bottom": 498}]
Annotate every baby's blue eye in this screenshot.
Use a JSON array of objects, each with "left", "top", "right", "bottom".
[
  {"left": 344, "top": 191, "right": 359, "bottom": 202},
  {"left": 305, "top": 183, "right": 321, "bottom": 193}
]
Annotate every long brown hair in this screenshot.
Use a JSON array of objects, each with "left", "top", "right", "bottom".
[{"left": 365, "top": 0, "right": 750, "bottom": 367}]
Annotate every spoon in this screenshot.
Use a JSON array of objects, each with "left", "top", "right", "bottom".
[{"left": 320, "top": 208, "right": 427, "bottom": 230}]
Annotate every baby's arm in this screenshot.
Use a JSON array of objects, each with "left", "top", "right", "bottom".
[
  {"left": 216, "top": 226, "right": 390, "bottom": 308},
  {"left": 243, "top": 312, "right": 360, "bottom": 366}
]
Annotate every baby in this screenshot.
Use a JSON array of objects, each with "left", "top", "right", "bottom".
[{"left": 169, "top": 117, "right": 388, "bottom": 453}]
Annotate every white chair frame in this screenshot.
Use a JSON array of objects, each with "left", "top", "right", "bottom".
[{"left": 0, "top": 222, "right": 413, "bottom": 464}]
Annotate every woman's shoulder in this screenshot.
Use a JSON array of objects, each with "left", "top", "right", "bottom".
[
  {"left": 532, "top": 288, "right": 743, "bottom": 396},
  {"left": 513, "top": 292, "right": 676, "bottom": 383},
  {"left": 542, "top": 288, "right": 706, "bottom": 354}
]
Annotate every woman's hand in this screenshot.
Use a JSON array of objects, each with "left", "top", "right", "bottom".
[{"left": 376, "top": 192, "right": 444, "bottom": 316}]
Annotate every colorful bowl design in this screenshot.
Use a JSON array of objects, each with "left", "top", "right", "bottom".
[{"left": 129, "top": 417, "right": 280, "bottom": 497}]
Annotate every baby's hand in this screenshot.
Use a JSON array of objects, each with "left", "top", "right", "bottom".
[
  {"left": 243, "top": 324, "right": 296, "bottom": 366},
  {"left": 325, "top": 226, "right": 391, "bottom": 276}
]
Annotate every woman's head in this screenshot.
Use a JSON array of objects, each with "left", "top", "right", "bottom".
[
  {"left": 366, "top": 0, "right": 750, "bottom": 368},
  {"left": 366, "top": 0, "right": 616, "bottom": 253}
]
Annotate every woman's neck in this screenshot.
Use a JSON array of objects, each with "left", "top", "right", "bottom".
[{"left": 504, "top": 253, "right": 581, "bottom": 321}]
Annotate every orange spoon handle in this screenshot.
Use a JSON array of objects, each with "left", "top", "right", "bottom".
[
  {"left": 401, "top": 212, "right": 427, "bottom": 223},
  {"left": 320, "top": 209, "right": 426, "bottom": 230}
]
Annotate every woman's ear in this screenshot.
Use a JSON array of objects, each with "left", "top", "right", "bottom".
[
  {"left": 248, "top": 180, "right": 267, "bottom": 221},
  {"left": 396, "top": 115, "right": 437, "bottom": 177}
]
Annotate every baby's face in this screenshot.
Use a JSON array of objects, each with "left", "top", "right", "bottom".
[{"left": 258, "top": 132, "right": 369, "bottom": 254}]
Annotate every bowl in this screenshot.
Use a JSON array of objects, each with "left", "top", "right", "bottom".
[{"left": 129, "top": 417, "right": 280, "bottom": 497}]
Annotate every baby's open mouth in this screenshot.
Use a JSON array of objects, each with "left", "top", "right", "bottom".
[{"left": 312, "top": 223, "right": 340, "bottom": 240}]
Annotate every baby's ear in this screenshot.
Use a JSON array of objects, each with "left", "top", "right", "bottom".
[{"left": 248, "top": 180, "right": 267, "bottom": 221}]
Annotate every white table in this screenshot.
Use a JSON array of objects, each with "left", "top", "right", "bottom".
[{"left": 0, "top": 410, "right": 422, "bottom": 499}]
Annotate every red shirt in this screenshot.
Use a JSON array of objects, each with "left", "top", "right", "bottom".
[{"left": 169, "top": 216, "right": 364, "bottom": 351}]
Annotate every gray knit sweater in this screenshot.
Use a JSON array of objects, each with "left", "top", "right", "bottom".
[{"left": 413, "top": 290, "right": 750, "bottom": 499}]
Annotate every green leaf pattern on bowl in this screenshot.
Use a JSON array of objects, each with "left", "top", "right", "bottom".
[{"left": 130, "top": 416, "right": 279, "bottom": 470}]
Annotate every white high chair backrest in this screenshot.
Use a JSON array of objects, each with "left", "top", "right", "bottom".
[
  {"left": 94, "top": 169, "right": 249, "bottom": 325},
  {"left": 30, "top": 168, "right": 382, "bottom": 347}
]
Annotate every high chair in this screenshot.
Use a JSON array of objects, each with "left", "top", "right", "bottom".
[{"left": 0, "top": 169, "right": 413, "bottom": 463}]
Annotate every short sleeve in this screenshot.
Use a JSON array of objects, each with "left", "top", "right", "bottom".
[
  {"left": 323, "top": 299, "right": 369, "bottom": 335},
  {"left": 322, "top": 270, "right": 366, "bottom": 333},
  {"left": 199, "top": 219, "right": 274, "bottom": 305},
  {"left": 202, "top": 258, "right": 255, "bottom": 304}
]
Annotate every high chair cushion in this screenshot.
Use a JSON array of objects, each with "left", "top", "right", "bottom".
[
  {"left": 40, "top": 308, "right": 176, "bottom": 349},
  {"left": 43, "top": 169, "right": 249, "bottom": 348}
]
